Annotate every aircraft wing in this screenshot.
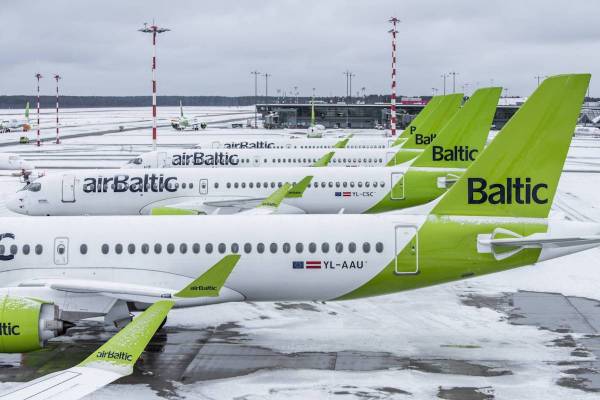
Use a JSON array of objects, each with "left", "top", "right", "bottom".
[
  {"left": 0, "top": 301, "right": 173, "bottom": 400},
  {"left": 151, "top": 177, "right": 313, "bottom": 216}
]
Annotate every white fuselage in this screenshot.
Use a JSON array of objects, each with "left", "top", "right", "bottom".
[
  {"left": 8, "top": 166, "right": 415, "bottom": 215},
  {"left": 193, "top": 137, "right": 399, "bottom": 150},
  {"left": 124, "top": 147, "right": 418, "bottom": 169}
]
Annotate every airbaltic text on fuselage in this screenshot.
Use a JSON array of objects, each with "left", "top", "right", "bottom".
[
  {"left": 172, "top": 151, "right": 239, "bottom": 166},
  {"left": 83, "top": 174, "right": 178, "bottom": 193},
  {"left": 467, "top": 177, "right": 548, "bottom": 204},
  {"left": 223, "top": 141, "right": 274, "bottom": 149},
  {"left": 432, "top": 145, "right": 478, "bottom": 161}
]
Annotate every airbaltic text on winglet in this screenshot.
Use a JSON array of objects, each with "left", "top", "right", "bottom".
[{"left": 95, "top": 350, "right": 133, "bottom": 362}]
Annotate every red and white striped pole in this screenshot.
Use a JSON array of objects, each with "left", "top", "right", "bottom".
[
  {"left": 54, "top": 74, "right": 61, "bottom": 144},
  {"left": 388, "top": 17, "right": 399, "bottom": 136},
  {"left": 35, "top": 73, "right": 42, "bottom": 147},
  {"left": 139, "top": 23, "right": 170, "bottom": 150}
]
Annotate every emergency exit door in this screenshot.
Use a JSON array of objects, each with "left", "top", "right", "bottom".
[
  {"left": 61, "top": 175, "right": 75, "bottom": 203},
  {"left": 54, "top": 237, "right": 69, "bottom": 265},
  {"left": 390, "top": 172, "right": 405, "bottom": 200},
  {"left": 199, "top": 179, "right": 208, "bottom": 195},
  {"left": 394, "top": 225, "right": 418, "bottom": 274}
]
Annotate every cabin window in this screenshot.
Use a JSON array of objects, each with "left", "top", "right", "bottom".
[
  {"left": 10, "top": 245, "right": 17, "bottom": 255},
  {"left": 348, "top": 242, "right": 357, "bottom": 253},
  {"left": 257, "top": 243, "right": 265, "bottom": 254},
  {"left": 373, "top": 182, "right": 378, "bottom": 188},
  {"left": 308, "top": 242, "right": 317, "bottom": 253},
  {"left": 241, "top": 183, "right": 246, "bottom": 188},
  {"left": 321, "top": 242, "right": 330, "bottom": 253},
  {"left": 154, "top": 243, "right": 162, "bottom": 254},
  {"left": 167, "top": 243, "right": 175, "bottom": 254},
  {"left": 214, "top": 183, "right": 219, "bottom": 189},
  {"left": 343, "top": 182, "right": 348, "bottom": 188},
  {"left": 101, "top": 244, "right": 109, "bottom": 255},
  {"left": 380, "top": 182, "right": 385, "bottom": 188},
  {"left": 283, "top": 242, "right": 291, "bottom": 253},
  {"left": 205, "top": 243, "right": 213, "bottom": 254},
  {"left": 376, "top": 242, "right": 384, "bottom": 253},
  {"left": 182, "top": 183, "right": 187, "bottom": 189},
  {"left": 362, "top": 242, "right": 371, "bottom": 253},
  {"left": 234, "top": 183, "right": 239, "bottom": 189},
  {"left": 295, "top": 242, "right": 304, "bottom": 253},
  {"left": 180, "top": 243, "right": 187, "bottom": 254},
  {"left": 115, "top": 244, "right": 123, "bottom": 254},
  {"left": 335, "top": 242, "right": 344, "bottom": 253},
  {"left": 350, "top": 182, "right": 355, "bottom": 188},
  {"left": 189, "top": 183, "right": 194, "bottom": 189},
  {"left": 268, "top": 242, "right": 277, "bottom": 253},
  {"left": 128, "top": 244, "right": 135, "bottom": 254},
  {"left": 249, "top": 182, "right": 253, "bottom": 188},
  {"left": 22, "top": 244, "right": 30, "bottom": 255},
  {"left": 231, "top": 243, "right": 239, "bottom": 253},
  {"left": 365, "top": 182, "right": 370, "bottom": 188},
  {"left": 271, "top": 182, "right": 276, "bottom": 188},
  {"left": 244, "top": 243, "right": 252, "bottom": 253},
  {"left": 321, "top": 182, "right": 326, "bottom": 188},
  {"left": 141, "top": 243, "right": 149, "bottom": 254},
  {"left": 35, "top": 244, "right": 43, "bottom": 255},
  {"left": 358, "top": 182, "right": 363, "bottom": 188},
  {"left": 192, "top": 243, "right": 200, "bottom": 254},
  {"left": 227, "top": 183, "right": 231, "bottom": 189}
]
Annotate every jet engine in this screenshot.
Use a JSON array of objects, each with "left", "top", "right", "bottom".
[{"left": 0, "top": 295, "right": 68, "bottom": 353}]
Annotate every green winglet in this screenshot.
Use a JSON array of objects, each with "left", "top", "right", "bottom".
[
  {"left": 79, "top": 300, "right": 174, "bottom": 371},
  {"left": 286, "top": 176, "right": 314, "bottom": 198},
  {"left": 433, "top": 74, "right": 590, "bottom": 219},
  {"left": 174, "top": 255, "right": 241, "bottom": 298},
  {"left": 334, "top": 134, "right": 353, "bottom": 148},
  {"left": 151, "top": 207, "right": 202, "bottom": 215},
  {"left": 261, "top": 183, "right": 292, "bottom": 207},
  {"left": 313, "top": 151, "right": 335, "bottom": 167}
]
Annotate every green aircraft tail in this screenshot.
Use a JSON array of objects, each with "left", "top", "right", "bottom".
[
  {"left": 392, "top": 96, "right": 442, "bottom": 145},
  {"left": 411, "top": 87, "right": 502, "bottom": 169},
  {"left": 24, "top": 102, "right": 30, "bottom": 120},
  {"left": 400, "top": 93, "right": 464, "bottom": 149},
  {"left": 432, "top": 74, "right": 590, "bottom": 219}
]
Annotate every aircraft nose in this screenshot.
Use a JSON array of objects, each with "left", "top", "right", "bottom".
[{"left": 6, "top": 193, "right": 26, "bottom": 214}]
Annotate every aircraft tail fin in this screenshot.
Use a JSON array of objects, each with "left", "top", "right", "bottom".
[
  {"left": 401, "top": 93, "right": 464, "bottom": 149},
  {"left": 313, "top": 151, "right": 335, "bottom": 167},
  {"left": 411, "top": 87, "right": 501, "bottom": 168},
  {"left": 432, "top": 74, "right": 590, "bottom": 218},
  {"left": 25, "top": 102, "right": 30, "bottom": 120}
]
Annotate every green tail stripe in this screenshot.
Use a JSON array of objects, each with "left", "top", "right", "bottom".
[
  {"left": 151, "top": 207, "right": 201, "bottom": 215},
  {"left": 287, "top": 176, "right": 314, "bottom": 198},
  {"left": 262, "top": 183, "right": 292, "bottom": 207},
  {"left": 175, "top": 255, "right": 241, "bottom": 298},
  {"left": 79, "top": 300, "right": 173, "bottom": 369},
  {"left": 401, "top": 94, "right": 464, "bottom": 149},
  {"left": 392, "top": 96, "right": 442, "bottom": 145},
  {"left": 313, "top": 151, "right": 335, "bottom": 167},
  {"left": 432, "top": 74, "right": 590, "bottom": 218},
  {"left": 334, "top": 135, "right": 353, "bottom": 148},
  {"left": 411, "top": 87, "right": 502, "bottom": 168}
]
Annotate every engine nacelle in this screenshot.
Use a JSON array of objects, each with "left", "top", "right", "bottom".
[{"left": 0, "top": 295, "right": 66, "bottom": 353}]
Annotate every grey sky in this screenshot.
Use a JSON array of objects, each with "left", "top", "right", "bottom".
[{"left": 0, "top": 0, "right": 598, "bottom": 97}]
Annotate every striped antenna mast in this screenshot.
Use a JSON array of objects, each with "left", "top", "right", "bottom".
[
  {"left": 139, "top": 22, "right": 170, "bottom": 150},
  {"left": 54, "top": 74, "right": 61, "bottom": 144},
  {"left": 35, "top": 73, "right": 42, "bottom": 147},
  {"left": 388, "top": 17, "right": 400, "bottom": 136}
]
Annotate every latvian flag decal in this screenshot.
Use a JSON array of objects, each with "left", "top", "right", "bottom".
[{"left": 305, "top": 261, "right": 322, "bottom": 269}]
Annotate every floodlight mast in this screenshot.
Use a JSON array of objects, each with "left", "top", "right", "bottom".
[
  {"left": 139, "top": 22, "right": 170, "bottom": 150},
  {"left": 35, "top": 73, "right": 42, "bottom": 147},
  {"left": 388, "top": 17, "right": 400, "bottom": 136},
  {"left": 54, "top": 74, "right": 61, "bottom": 144}
]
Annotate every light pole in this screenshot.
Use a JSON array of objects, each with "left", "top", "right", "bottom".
[
  {"left": 54, "top": 74, "right": 61, "bottom": 144},
  {"left": 139, "top": 22, "right": 170, "bottom": 151},
  {"left": 441, "top": 73, "right": 449, "bottom": 95},
  {"left": 293, "top": 86, "right": 298, "bottom": 104},
  {"left": 264, "top": 73, "right": 271, "bottom": 104},
  {"left": 432, "top": 87, "right": 438, "bottom": 96},
  {"left": 35, "top": 73, "right": 42, "bottom": 147},
  {"left": 449, "top": 71, "right": 458, "bottom": 93},
  {"left": 251, "top": 71, "right": 261, "bottom": 128}
]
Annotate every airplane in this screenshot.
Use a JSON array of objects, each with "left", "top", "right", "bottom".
[
  {"left": 0, "top": 102, "right": 32, "bottom": 133},
  {"left": 170, "top": 100, "right": 206, "bottom": 131},
  {"left": 122, "top": 91, "right": 477, "bottom": 169},
  {"left": 0, "top": 74, "right": 595, "bottom": 398},
  {"left": 8, "top": 88, "right": 502, "bottom": 216}
]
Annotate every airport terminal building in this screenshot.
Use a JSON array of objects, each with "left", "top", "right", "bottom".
[{"left": 257, "top": 102, "right": 520, "bottom": 130}]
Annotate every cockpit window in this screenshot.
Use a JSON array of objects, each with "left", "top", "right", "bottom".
[
  {"left": 128, "top": 157, "right": 143, "bottom": 165},
  {"left": 22, "top": 182, "right": 41, "bottom": 192}
]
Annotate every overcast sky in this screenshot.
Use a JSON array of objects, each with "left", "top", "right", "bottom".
[{"left": 0, "top": 0, "right": 597, "bottom": 97}]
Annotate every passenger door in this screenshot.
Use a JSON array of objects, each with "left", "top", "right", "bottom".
[
  {"left": 157, "top": 152, "right": 167, "bottom": 168},
  {"left": 394, "top": 225, "right": 418, "bottom": 274},
  {"left": 390, "top": 172, "right": 405, "bottom": 200},
  {"left": 61, "top": 175, "right": 76, "bottom": 203}
]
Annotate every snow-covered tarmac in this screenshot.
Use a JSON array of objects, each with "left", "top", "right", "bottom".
[{"left": 0, "top": 107, "right": 599, "bottom": 399}]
